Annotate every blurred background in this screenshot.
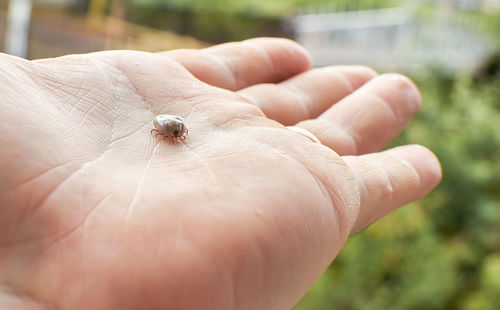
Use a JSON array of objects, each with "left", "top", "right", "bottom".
[{"left": 1, "top": 0, "right": 499, "bottom": 309}]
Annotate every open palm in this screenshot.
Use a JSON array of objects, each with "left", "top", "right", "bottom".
[{"left": 0, "top": 38, "right": 441, "bottom": 309}]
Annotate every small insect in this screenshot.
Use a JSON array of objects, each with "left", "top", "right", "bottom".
[{"left": 151, "top": 114, "right": 188, "bottom": 142}]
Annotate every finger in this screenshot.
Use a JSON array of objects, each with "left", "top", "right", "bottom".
[
  {"left": 342, "top": 145, "right": 442, "bottom": 233},
  {"left": 297, "top": 74, "right": 421, "bottom": 155},
  {"left": 163, "top": 38, "right": 311, "bottom": 91},
  {"left": 238, "top": 66, "right": 377, "bottom": 125}
]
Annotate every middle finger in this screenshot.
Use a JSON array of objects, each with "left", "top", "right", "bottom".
[
  {"left": 297, "top": 74, "right": 422, "bottom": 156},
  {"left": 238, "top": 65, "right": 377, "bottom": 126}
]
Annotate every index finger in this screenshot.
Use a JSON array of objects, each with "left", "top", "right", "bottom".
[{"left": 162, "top": 38, "right": 312, "bottom": 91}]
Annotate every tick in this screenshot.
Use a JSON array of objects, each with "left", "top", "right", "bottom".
[{"left": 151, "top": 114, "right": 188, "bottom": 142}]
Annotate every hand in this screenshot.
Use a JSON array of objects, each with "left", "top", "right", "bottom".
[{"left": 0, "top": 38, "right": 441, "bottom": 309}]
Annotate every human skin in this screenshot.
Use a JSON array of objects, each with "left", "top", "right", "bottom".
[{"left": 0, "top": 38, "right": 441, "bottom": 309}]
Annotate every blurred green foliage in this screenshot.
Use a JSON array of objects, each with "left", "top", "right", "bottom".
[
  {"left": 130, "top": 0, "right": 399, "bottom": 17},
  {"left": 294, "top": 64, "right": 500, "bottom": 309},
  {"left": 127, "top": 0, "right": 398, "bottom": 42}
]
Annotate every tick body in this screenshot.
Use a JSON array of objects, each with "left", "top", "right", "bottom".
[{"left": 151, "top": 114, "right": 188, "bottom": 142}]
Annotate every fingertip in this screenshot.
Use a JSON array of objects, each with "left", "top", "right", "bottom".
[
  {"left": 409, "top": 144, "right": 442, "bottom": 193},
  {"left": 245, "top": 37, "right": 312, "bottom": 64},
  {"left": 244, "top": 37, "right": 312, "bottom": 77},
  {"left": 377, "top": 73, "right": 422, "bottom": 114},
  {"left": 356, "top": 65, "right": 379, "bottom": 78},
  {"left": 388, "top": 144, "right": 442, "bottom": 196},
  {"left": 276, "top": 38, "right": 313, "bottom": 71},
  {"left": 336, "top": 65, "right": 378, "bottom": 78},
  {"left": 330, "top": 65, "right": 378, "bottom": 90}
]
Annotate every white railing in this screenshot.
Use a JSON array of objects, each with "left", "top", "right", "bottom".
[{"left": 287, "top": 5, "right": 492, "bottom": 73}]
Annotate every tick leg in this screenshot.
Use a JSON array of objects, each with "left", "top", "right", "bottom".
[
  {"left": 179, "top": 129, "right": 188, "bottom": 142},
  {"left": 151, "top": 129, "right": 160, "bottom": 137}
]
